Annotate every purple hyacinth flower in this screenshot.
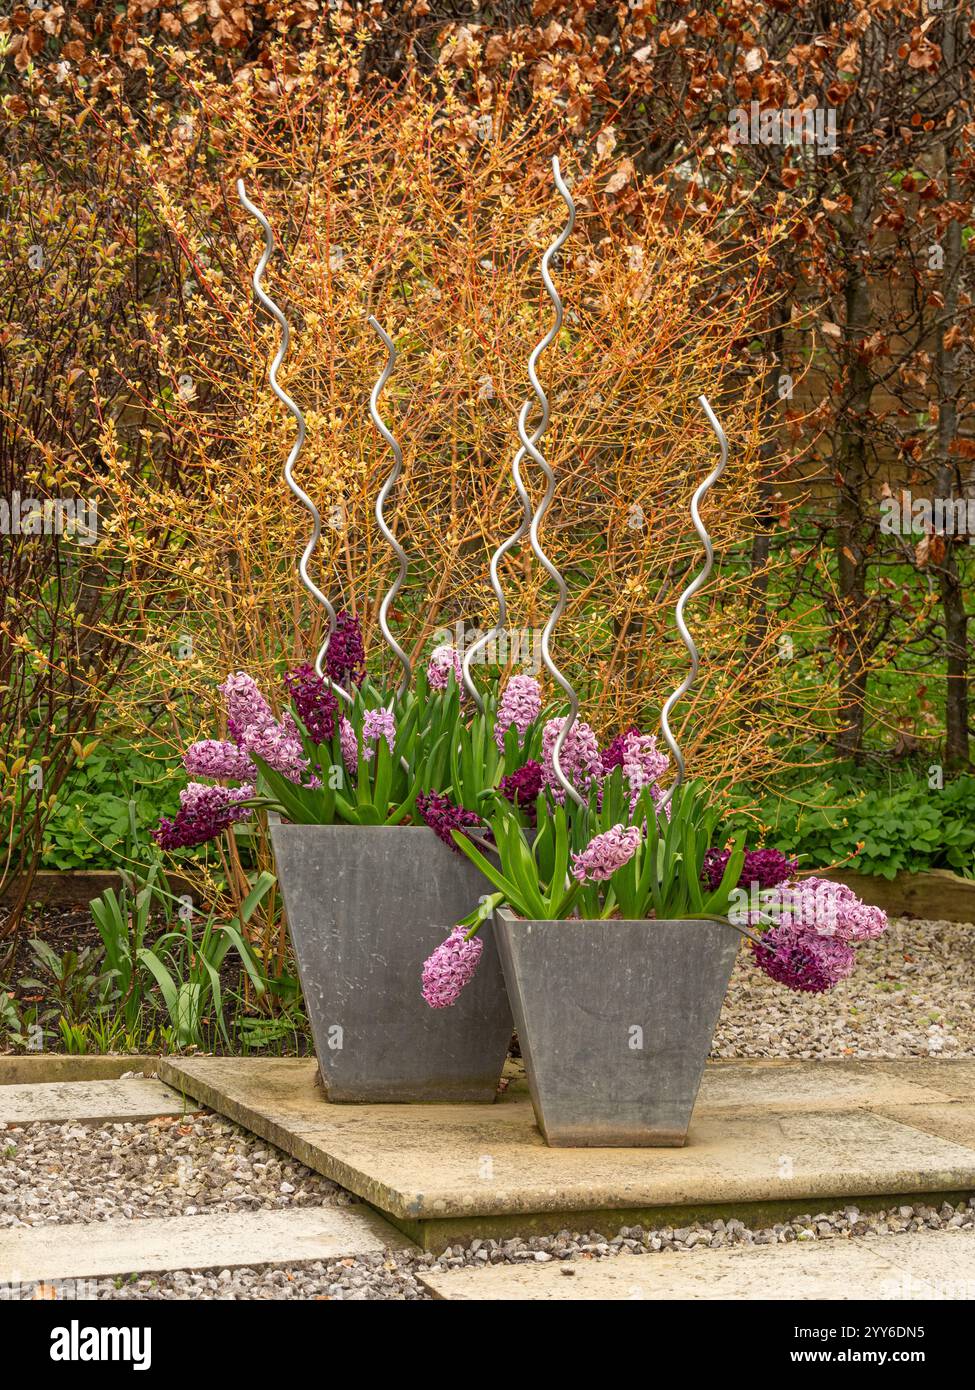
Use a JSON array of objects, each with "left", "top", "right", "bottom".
[
  {"left": 415, "top": 790, "right": 481, "bottom": 852},
  {"left": 751, "top": 923, "right": 856, "bottom": 994},
  {"left": 285, "top": 663, "right": 339, "bottom": 744},
  {"left": 361, "top": 706, "right": 395, "bottom": 760},
  {"left": 153, "top": 782, "right": 253, "bottom": 851}
]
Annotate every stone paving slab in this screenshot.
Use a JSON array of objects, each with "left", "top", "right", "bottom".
[
  {"left": 0, "top": 1205, "right": 409, "bottom": 1284},
  {"left": 159, "top": 1057, "right": 975, "bottom": 1241},
  {"left": 418, "top": 1229, "right": 975, "bottom": 1300},
  {"left": 880, "top": 1104, "right": 975, "bottom": 1151},
  {"left": 0, "top": 1057, "right": 158, "bottom": 1086},
  {"left": 0, "top": 1079, "right": 188, "bottom": 1127},
  {"left": 695, "top": 1060, "right": 957, "bottom": 1114},
  {"left": 865, "top": 1059, "right": 975, "bottom": 1101}
]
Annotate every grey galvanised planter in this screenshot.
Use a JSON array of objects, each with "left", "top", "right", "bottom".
[
  {"left": 269, "top": 823, "right": 512, "bottom": 1103},
  {"left": 495, "top": 909, "right": 739, "bottom": 1147}
]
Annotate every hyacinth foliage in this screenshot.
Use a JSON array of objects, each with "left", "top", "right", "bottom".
[
  {"left": 450, "top": 775, "right": 745, "bottom": 925},
  {"left": 158, "top": 649, "right": 553, "bottom": 844},
  {"left": 256, "top": 663, "right": 550, "bottom": 827}
]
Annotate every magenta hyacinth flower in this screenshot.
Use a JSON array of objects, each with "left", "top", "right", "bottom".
[
  {"left": 601, "top": 726, "right": 639, "bottom": 773},
  {"left": 494, "top": 674, "right": 542, "bottom": 749},
  {"left": 152, "top": 782, "right": 254, "bottom": 851},
  {"left": 702, "top": 846, "right": 798, "bottom": 894},
  {"left": 751, "top": 923, "right": 856, "bottom": 994},
  {"left": 284, "top": 663, "right": 338, "bottom": 744},
  {"left": 571, "top": 823, "right": 642, "bottom": 883},
  {"left": 421, "top": 927, "right": 484, "bottom": 1008},
  {"left": 541, "top": 716, "right": 602, "bottom": 802},
  {"left": 426, "top": 644, "right": 465, "bottom": 694},
  {"left": 415, "top": 790, "right": 481, "bottom": 851},
  {"left": 325, "top": 611, "right": 366, "bottom": 688},
  {"left": 499, "top": 759, "right": 544, "bottom": 821}
]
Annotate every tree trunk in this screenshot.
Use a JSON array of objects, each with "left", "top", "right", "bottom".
[
  {"left": 834, "top": 241, "right": 873, "bottom": 761},
  {"left": 935, "top": 8, "right": 969, "bottom": 771}
]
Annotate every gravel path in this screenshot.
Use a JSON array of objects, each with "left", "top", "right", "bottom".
[
  {"left": 2, "top": 1111, "right": 974, "bottom": 1300},
  {"left": 0, "top": 1113, "right": 344, "bottom": 1227},
  {"left": 3, "top": 916, "right": 974, "bottom": 1299},
  {"left": 82, "top": 1197, "right": 975, "bottom": 1302},
  {"left": 713, "top": 917, "right": 975, "bottom": 1060}
]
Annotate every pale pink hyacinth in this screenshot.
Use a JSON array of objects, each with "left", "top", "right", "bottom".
[
  {"left": 421, "top": 927, "right": 484, "bottom": 1008},
  {"left": 541, "top": 716, "right": 602, "bottom": 802},
  {"left": 219, "top": 672, "right": 277, "bottom": 741},
  {"left": 495, "top": 674, "right": 542, "bottom": 749},
  {"left": 571, "top": 823, "right": 642, "bottom": 883},
  {"left": 784, "top": 877, "right": 888, "bottom": 943},
  {"left": 215, "top": 672, "right": 308, "bottom": 783},
  {"left": 242, "top": 711, "right": 308, "bottom": 783},
  {"left": 621, "top": 731, "right": 669, "bottom": 808},
  {"left": 183, "top": 738, "right": 255, "bottom": 783},
  {"left": 339, "top": 716, "right": 358, "bottom": 774},
  {"left": 361, "top": 706, "right": 395, "bottom": 761},
  {"left": 426, "top": 644, "right": 465, "bottom": 694}
]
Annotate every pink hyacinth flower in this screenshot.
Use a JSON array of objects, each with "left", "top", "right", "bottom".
[
  {"left": 784, "top": 877, "right": 889, "bottom": 943},
  {"left": 421, "top": 927, "right": 483, "bottom": 1008},
  {"left": 571, "top": 823, "right": 642, "bottom": 883},
  {"left": 542, "top": 716, "right": 602, "bottom": 803},
  {"left": 427, "top": 644, "right": 465, "bottom": 694},
  {"left": 495, "top": 674, "right": 542, "bottom": 749},
  {"left": 183, "top": 738, "right": 255, "bottom": 783}
]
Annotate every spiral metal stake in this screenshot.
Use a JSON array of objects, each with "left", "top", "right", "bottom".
[
  {"left": 518, "top": 156, "right": 582, "bottom": 807},
  {"left": 461, "top": 417, "right": 544, "bottom": 712},
  {"left": 236, "top": 178, "right": 350, "bottom": 706},
  {"left": 368, "top": 316, "right": 412, "bottom": 698},
  {"left": 656, "top": 394, "right": 728, "bottom": 813}
]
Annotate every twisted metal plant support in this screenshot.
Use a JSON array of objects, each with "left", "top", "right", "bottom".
[
  {"left": 368, "top": 316, "right": 412, "bottom": 699},
  {"left": 460, "top": 419, "right": 544, "bottom": 713},
  {"left": 518, "top": 157, "right": 582, "bottom": 807},
  {"left": 462, "top": 160, "right": 575, "bottom": 724},
  {"left": 236, "top": 178, "right": 350, "bottom": 706},
  {"left": 656, "top": 394, "right": 729, "bottom": 813}
]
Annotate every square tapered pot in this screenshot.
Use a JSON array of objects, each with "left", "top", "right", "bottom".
[
  {"left": 495, "top": 908, "right": 738, "bottom": 1146},
  {"left": 269, "top": 823, "right": 511, "bottom": 1103}
]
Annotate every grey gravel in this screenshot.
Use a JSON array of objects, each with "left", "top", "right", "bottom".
[
  {"left": 713, "top": 917, "right": 975, "bottom": 1059},
  {"left": 3, "top": 921, "right": 973, "bottom": 1298},
  {"left": 5, "top": 1196, "right": 974, "bottom": 1300},
  {"left": 3, "top": 1112, "right": 974, "bottom": 1299},
  {"left": 0, "top": 1112, "right": 345, "bottom": 1228}
]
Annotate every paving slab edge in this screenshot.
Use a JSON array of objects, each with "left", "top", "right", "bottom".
[
  {"left": 158, "top": 1058, "right": 975, "bottom": 1251},
  {"left": 383, "top": 1191, "right": 975, "bottom": 1253},
  {"left": 0, "top": 1056, "right": 158, "bottom": 1086}
]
